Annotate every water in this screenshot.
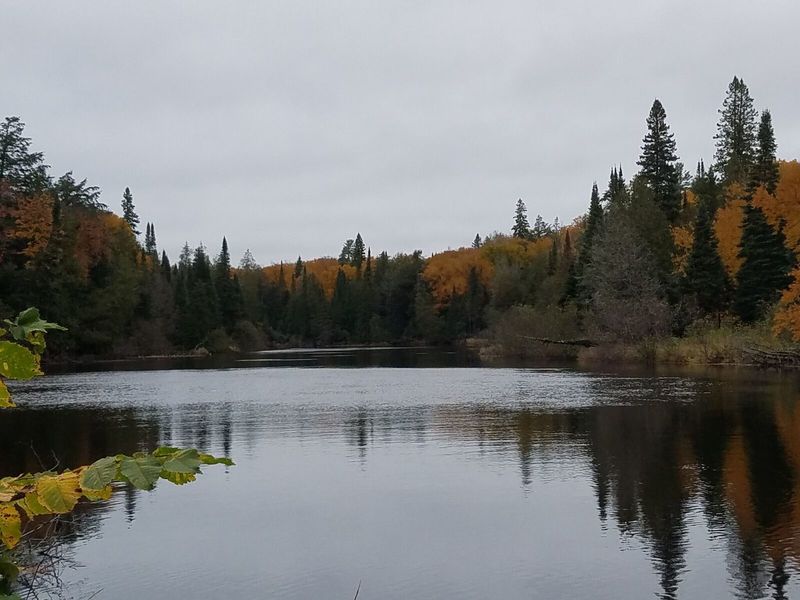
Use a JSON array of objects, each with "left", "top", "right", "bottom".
[{"left": 3, "top": 347, "right": 800, "bottom": 599}]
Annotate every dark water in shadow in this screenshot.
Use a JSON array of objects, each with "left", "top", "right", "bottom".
[{"left": 4, "top": 347, "right": 800, "bottom": 599}]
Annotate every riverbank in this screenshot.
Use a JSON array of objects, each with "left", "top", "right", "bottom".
[{"left": 478, "top": 321, "right": 800, "bottom": 369}]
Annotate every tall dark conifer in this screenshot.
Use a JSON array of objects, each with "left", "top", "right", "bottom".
[
  {"left": 714, "top": 77, "right": 758, "bottom": 185},
  {"left": 637, "top": 99, "right": 681, "bottom": 222},
  {"left": 749, "top": 109, "right": 779, "bottom": 194},
  {"left": 734, "top": 204, "right": 794, "bottom": 322},
  {"left": 512, "top": 199, "right": 531, "bottom": 239},
  {"left": 351, "top": 233, "right": 366, "bottom": 270},
  {"left": 684, "top": 199, "right": 730, "bottom": 316},
  {"left": 121, "top": 187, "right": 140, "bottom": 235}
]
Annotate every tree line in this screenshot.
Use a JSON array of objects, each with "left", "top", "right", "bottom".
[{"left": 1, "top": 75, "right": 800, "bottom": 356}]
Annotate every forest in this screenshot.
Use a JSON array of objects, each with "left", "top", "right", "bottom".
[{"left": 2, "top": 75, "right": 800, "bottom": 361}]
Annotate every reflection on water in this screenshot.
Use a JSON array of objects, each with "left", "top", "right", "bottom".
[{"left": 3, "top": 348, "right": 800, "bottom": 599}]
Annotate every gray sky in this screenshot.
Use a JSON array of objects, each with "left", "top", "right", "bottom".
[{"left": 3, "top": 1, "right": 799, "bottom": 265}]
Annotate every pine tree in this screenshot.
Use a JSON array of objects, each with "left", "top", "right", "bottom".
[
  {"left": 691, "top": 166, "right": 721, "bottom": 214},
  {"left": 472, "top": 234, "right": 482, "bottom": 249},
  {"left": 512, "top": 199, "right": 531, "bottom": 239},
  {"left": 160, "top": 251, "right": 171, "bottom": 281},
  {"left": 144, "top": 223, "right": 157, "bottom": 256},
  {"left": 637, "top": 99, "right": 681, "bottom": 222},
  {"left": 351, "top": 233, "right": 366, "bottom": 270},
  {"left": 684, "top": 199, "right": 730, "bottom": 316},
  {"left": 714, "top": 76, "right": 758, "bottom": 185},
  {"left": 734, "top": 203, "right": 794, "bottom": 322},
  {"left": 121, "top": 187, "right": 140, "bottom": 235},
  {"left": 749, "top": 109, "right": 779, "bottom": 194},
  {"left": 338, "top": 239, "right": 354, "bottom": 265},
  {"left": 0, "top": 116, "right": 49, "bottom": 193}
]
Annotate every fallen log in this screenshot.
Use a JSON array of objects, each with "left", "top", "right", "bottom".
[{"left": 518, "top": 335, "right": 597, "bottom": 347}]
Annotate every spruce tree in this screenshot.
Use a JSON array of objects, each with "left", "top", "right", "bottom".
[
  {"left": 532, "top": 215, "right": 550, "bottom": 239},
  {"left": 637, "top": 99, "right": 681, "bottom": 222},
  {"left": 144, "top": 223, "right": 157, "bottom": 256},
  {"left": 512, "top": 199, "right": 531, "bottom": 239},
  {"left": 566, "top": 183, "right": 603, "bottom": 300},
  {"left": 714, "top": 76, "right": 758, "bottom": 185},
  {"left": 351, "top": 233, "right": 366, "bottom": 270},
  {"left": 602, "top": 166, "right": 628, "bottom": 206},
  {"left": 121, "top": 187, "right": 140, "bottom": 235},
  {"left": 338, "top": 239, "right": 354, "bottom": 265},
  {"left": 214, "top": 237, "right": 244, "bottom": 329},
  {"left": 684, "top": 199, "right": 729, "bottom": 316},
  {"left": 472, "top": 234, "right": 482, "bottom": 249},
  {"left": 734, "top": 203, "right": 794, "bottom": 322},
  {"left": 749, "top": 109, "right": 779, "bottom": 194}
]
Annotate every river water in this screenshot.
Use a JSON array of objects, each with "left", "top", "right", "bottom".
[{"left": 3, "top": 347, "right": 800, "bottom": 599}]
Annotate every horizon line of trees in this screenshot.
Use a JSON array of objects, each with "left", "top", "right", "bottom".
[{"left": 2, "top": 75, "right": 800, "bottom": 356}]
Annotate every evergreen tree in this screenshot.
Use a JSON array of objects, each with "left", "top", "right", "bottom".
[
  {"left": 338, "top": 239, "right": 354, "bottom": 265},
  {"left": 691, "top": 165, "right": 722, "bottom": 214},
  {"left": 749, "top": 109, "right": 779, "bottom": 194},
  {"left": 351, "top": 233, "right": 366, "bottom": 270},
  {"left": 532, "top": 215, "right": 550, "bottom": 239},
  {"left": 0, "top": 116, "right": 49, "bottom": 193},
  {"left": 214, "top": 237, "right": 244, "bottom": 329},
  {"left": 566, "top": 184, "right": 603, "bottom": 300},
  {"left": 472, "top": 234, "right": 482, "bottom": 249},
  {"left": 714, "top": 76, "right": 758, "bottom": 185},
  {"left": 144, "top": 223, "right": 158, "bottom": 256},
  {"left": 602, "top": 166, "right": 628, "bottom": 206},
  {"left": 637, "top": 99, "right": 681, "bottom": 222},
  {"left": 547, "top": 236, "right": 559, "bottom": 275},
  {"left": 512, "top": 199, "right": 531, "bottom": 239},
  {"left": 734, "top": 203, "right": 793, "bottom": 322},
  {"left": 160, "top": 251, "right": 171, "bottom": 281},
  {"left": 684, "top": 199, "right": 730, "bottom": 316},
  {"left": 121, "top": 187, "right": 140, "bottom": 235}
]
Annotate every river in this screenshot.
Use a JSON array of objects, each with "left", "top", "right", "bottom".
[{"left": 3, "top": 347, "right": 800, "bottom": 599}]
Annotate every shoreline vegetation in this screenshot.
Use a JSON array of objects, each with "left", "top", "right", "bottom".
[{"left": 5, "top": 76, "right": 800, "bottom": 370}]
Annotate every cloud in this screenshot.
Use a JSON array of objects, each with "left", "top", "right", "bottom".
[{"left": 3, "top": 0, "right": 799, "bottom": 264}]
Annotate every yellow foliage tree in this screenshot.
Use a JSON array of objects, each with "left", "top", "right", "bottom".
[
  {"left": 773, "top": 267, "right": 800, "bottom": 341},
  {"left": 754, "top": 160, "right": 800, "bottom": 252},
  {"left": 10, "top": 194, "right": 53, "bottom": 264},
  {"left": 714, "top": 185, "right": 748, "bottom": 277}
]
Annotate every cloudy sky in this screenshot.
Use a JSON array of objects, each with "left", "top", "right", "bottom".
[{"left": 3, "top": 1, "right": 799, "bottom": 265}]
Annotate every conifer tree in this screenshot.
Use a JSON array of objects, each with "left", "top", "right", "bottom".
[
  {"left": 144, "top": 223, "right": 157, "bottom": 256},
  {"left": 749, "top": 109, "right": 779, "bottom": 194},
  {"left": 714, "top": 77, "right": 758, "bottom": 185},
  {"left": 160, "top": 251, "right": 171, "bottom": 281},
  {"left": 637, "top": 99, "right": 681, "bottom": 222},
  {"left": 512, "top": 199, "right": 531, "bottom": 239},
  {"left": 734, "top": 203, "right": 794, "bottom": 322},
  {"left": 566, "top": 184, "right": 603, "bottom": 300},
  {"left": 602, "top": 166, "right": 628, "bottom": 205},
  {"left": 338, "top": 239, "right": 354, "bottom": 265},
  {"left": 547, "top": 236, "right": 558, "bottom": 275},
  {"left": 121, "top": 187, "right": 140, "bottom": 235},
  {"left": 684, "top": 199, "right": 729, "bottom": 316},
  {"left": 351, "top": 234, "right": 366, "bottom": 270},
  {"left": 532, "top": 215, "right": 550, "bottom": 239},
  {"left": 472, "top": 234, "right": 482, "bottom": 249}
]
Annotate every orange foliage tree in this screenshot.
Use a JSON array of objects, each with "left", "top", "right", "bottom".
[
  {"left": 714, "top": 185, "right": 748, "bottom": 277},
  {"left": 422, "top": 248, "right": 493, "bottom": 306},
  {"left": 754, "top": 161, "right": 800, "bottom": 252}
]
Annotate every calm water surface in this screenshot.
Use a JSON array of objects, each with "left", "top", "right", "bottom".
[{"left": 3, "top": 348, "right": 800, "bottom": 599}]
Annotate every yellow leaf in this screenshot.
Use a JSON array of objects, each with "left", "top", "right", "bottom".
[
  {"left": 0, "top": 504, "right": 21, "bottom": 549},
  {"left": 0, "top": 380, "right": 15, "bottom": 409},
  {"left": 35, "top": 472, "right": 82, "bottom": 514}
]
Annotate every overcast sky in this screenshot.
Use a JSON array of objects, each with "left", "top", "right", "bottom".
[{"left": 3, "top": 1, "right": 799, "bottom": 265}]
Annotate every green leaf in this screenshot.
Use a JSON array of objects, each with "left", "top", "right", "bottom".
[
  {"left": 161, "top": 449, "right": 202, "bottom": 474},
  {"left": 80, "top": 456, "right": 119, "bottom": 491},
  {"left": 4, "top": 308, "right": 66, "bottom": 342},
  {"left": 153, "top": 446, "right": 182, "bottom": 457},
  {"left": 0, "top": 342, "right": 41, "bottom": 381},
  {"left": 199, "top": 453, "right": 234, "bottom": 466},
  {"left": 119, "top": 456, "right": 162, "bottom": 490},
  {"left": 0, "top": 556, "right": 20, "bottom": 592}
]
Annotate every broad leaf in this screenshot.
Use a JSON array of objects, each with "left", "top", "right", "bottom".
[
  {"left": 35, "top": 473, "right": 81, "bottom": 514},
  {"left": 160, "top": 471, "right": 197, "bottom": 486},
  {"left": 161, "top": 449, "right": 202, "bottom": 474},
  {"left": 80, "top": 456, "right": 118, "bottom": 490},
  {"left": 0, "top": 342, "right": 41, "bottom": 381},
  {"left": 4, "top": 308, "right": 66, "bottom": 342},
  {"left": 200, "top": 453, "right": 235, "bottom": 466},
  {"left": 0, "top": 506, "right": 21, "bottom": 549},
  {"left": 15, "top": 493, "right": 48, "bottom": 518},
  {"left": 0, "top": 382, "right": 14, "bottom": 409},
  {"left": 119, "top": 456, "right": 162, "bottom": 490}
]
